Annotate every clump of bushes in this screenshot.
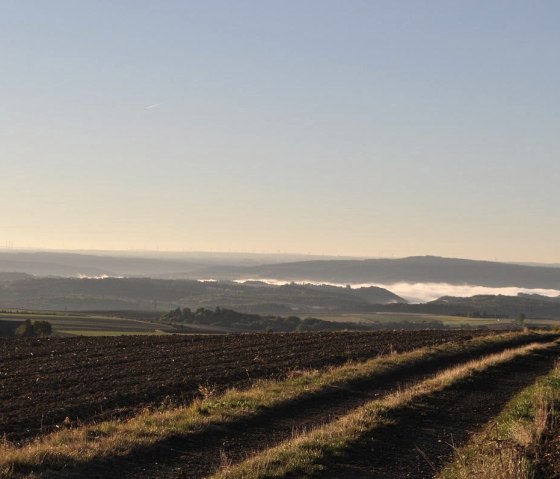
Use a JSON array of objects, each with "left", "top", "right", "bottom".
[{"left": 15, "top": 319, "right": 52, "bottom": 338}]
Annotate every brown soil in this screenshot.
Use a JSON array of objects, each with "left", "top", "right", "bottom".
[
  {"left": 32, "top": 333, "right": 559, "bottom": 479},
  {"left": 318, "top": 346, "right": 560, "bottom": 478},
  {"left": 0, "top": 330, "right": 496, "bottom": 443}
]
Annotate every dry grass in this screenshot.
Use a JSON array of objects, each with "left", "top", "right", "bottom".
[
  {"left": 438, "top": 362, "right": 560, "bottom": 479},
  {"left": 0, "top": 332, "right": 542, "bottom": 478},
  {"left": 210, "top": 340, "right": 560, "bottom": 479}
]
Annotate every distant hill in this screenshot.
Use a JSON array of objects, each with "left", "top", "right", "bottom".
[
  {"left": 0, "top": 277, "right": 404, "bottom": 313},
  {"left": 369, "top": 293, "right": 560, "bottom": 320},
  {"left": 3, "top": 253, "right": 560, "bottom": 292},
  {"left": 428, "top": 294, "right": 560, "bottom": 318},
  {"left": 0, "top": 252, "right": 209, "bottom": 277},
  {"left": 0, "top": 251, "right": 350, "bottom": 278},
  {"left": 226, "top": 256, "right": 560, "bottom": 289},
  {"left": 0, "top": 272, "right": 33, "bottom": 282}
]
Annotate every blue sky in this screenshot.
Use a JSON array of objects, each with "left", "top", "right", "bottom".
[{"left": 2, "top": 1, "right": 559, "bottom": 261}]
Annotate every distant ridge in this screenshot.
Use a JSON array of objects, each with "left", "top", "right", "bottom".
[
  {"left": 0, "top": 251, "right": 347, "bottom": 278},
  {"left": 2, "top": 252, "right": 560, "bottom": 291},
  {"left": 230, "top": 256, "right": 560, "bottom": 289},
  {"left": 0, "top": 272, "right": 33, "bottom": 282}
]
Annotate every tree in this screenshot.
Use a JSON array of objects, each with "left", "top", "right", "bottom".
[
  {"left": 15, "top": 319, "right": 34, "bottom": 338},
  {"left": 33, "top": 321, "right": 52, "bottom": 336},
  {"left": 14, "top": 319, "right": 52, "bottom": 337}
]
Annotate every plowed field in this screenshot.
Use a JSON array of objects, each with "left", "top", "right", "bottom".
[{"left": 0, "top": 331, "right": 497, "bottom": 443}]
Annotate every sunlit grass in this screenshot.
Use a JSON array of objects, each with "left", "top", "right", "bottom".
[
  {"left": 210, "top": 340, "right": 559, "bottom": 479},
  {"left": 438, "top": 362, "right": 560, "bottom": 479}
]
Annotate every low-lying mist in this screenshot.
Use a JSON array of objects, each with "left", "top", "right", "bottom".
[{"left": 234, "top": 279, "right": 560, "bottom": 303}]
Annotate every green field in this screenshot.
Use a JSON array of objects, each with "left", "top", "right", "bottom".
[
  {"left": 315, "top": 312, "right": 559, "bottom": 328},
  {"left": 2, "top": 310, "right": 558, "bottom": 336},
  {"left": 0, "top": 311, "right": 177, "bottom": 336}
]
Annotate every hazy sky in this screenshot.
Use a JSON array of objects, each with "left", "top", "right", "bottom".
[{"left": 2, "top": 1, "right": 559, "bottom": 262}]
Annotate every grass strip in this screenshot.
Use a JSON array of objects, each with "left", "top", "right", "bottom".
[
  {"left": 0, "top": 331, "right": 544, "bottom": 477},
  {"left": 210, "top": 339, "right": 560, "bottom": 479},
  {"left": 438, "top": 360, "right": 560, "bottom": 479}
]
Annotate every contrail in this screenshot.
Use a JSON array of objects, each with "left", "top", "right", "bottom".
[{"left": 145, "top": 103, "right": 161, "bottom": 110}]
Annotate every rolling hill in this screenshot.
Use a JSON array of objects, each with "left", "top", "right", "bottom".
[
  {"left": 0, "top": 276, "right": 404, "bottom": 313},
  {"left": 226, "top": 256, "right": 560, "bottom": 289}
]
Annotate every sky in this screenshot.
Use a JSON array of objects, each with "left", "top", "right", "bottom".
[{"left": 1, "top": 1, "right": 559, "bottom": 262}]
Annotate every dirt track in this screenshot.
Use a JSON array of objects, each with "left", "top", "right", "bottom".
[
  {"left": 35, "top": 333, "right": 559, "bottom": 479},
  {"left": 319, "top": 345, "right": 560, "bottom": 478},
  {"left": 0, "top": 330, "right": 496, "bottom": 442}
]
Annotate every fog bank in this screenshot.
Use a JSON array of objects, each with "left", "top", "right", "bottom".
[{"left": 234, "top": 279, "right": 560, "bottom": 303}]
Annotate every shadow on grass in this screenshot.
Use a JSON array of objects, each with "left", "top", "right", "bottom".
[{"left": 33, "top": 334, "right": 559, "bottom": 479}]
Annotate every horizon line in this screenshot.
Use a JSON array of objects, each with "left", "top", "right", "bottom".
[{"left": 0, "top": 247, "right": 558, "bottom": 266}]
